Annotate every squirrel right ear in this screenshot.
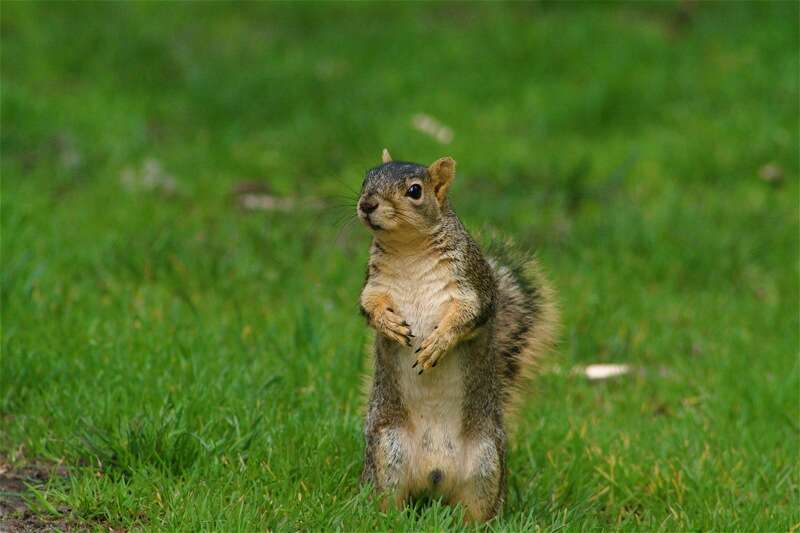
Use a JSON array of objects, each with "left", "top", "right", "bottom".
[
  {"left": 382, "top": 148, "right": 393, "bottom": 164},
  {"left": 428, "top": 156, "right": 455, "bottom": 204}
]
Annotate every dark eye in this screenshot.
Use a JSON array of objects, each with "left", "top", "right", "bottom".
[{"left": 406, "top": 184, "right": 422, "bottom": 200}]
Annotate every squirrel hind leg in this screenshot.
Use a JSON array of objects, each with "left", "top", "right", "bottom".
[
  {"left": 449, "top": 436, "right": 506, "bottom": 523},
  {"left": 363, "top": 427, "right": 411, "bottom": 510}
]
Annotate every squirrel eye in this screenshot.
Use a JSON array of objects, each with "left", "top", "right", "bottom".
[{"left": 406, "top": 184, "right": 422, "bottom": 200}]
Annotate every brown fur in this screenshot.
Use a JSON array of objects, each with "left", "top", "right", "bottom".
[{"left": 357, "top": 153, "right": 559, "bottom": 522}]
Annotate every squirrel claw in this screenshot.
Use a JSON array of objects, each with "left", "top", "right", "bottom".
[
  {"left": 417, "top": 369, "right": 423, "bottom": 375},
  {"left": 412, "top": 361, "right": 418, "bottom": 368}
]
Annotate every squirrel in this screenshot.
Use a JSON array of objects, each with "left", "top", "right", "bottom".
[{"left": 357, "top": 149, "right": 559, "bottom": 522}]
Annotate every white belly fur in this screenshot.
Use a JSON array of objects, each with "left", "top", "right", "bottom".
[{"left": 385, "top": 255, "right": 468, "bottom": 494}]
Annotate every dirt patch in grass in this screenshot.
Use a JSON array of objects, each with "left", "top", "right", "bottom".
[{"left": 0, "top": 458, "right": 70, "bottom": 532}]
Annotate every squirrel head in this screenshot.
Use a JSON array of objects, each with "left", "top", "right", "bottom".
[{"left": 357, "top": 149, "right": 456, "bottom": 238}]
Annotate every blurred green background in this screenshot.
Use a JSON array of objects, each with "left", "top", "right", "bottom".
[{"left": 2, "top": 2, "right": 798, "bottom": 531}]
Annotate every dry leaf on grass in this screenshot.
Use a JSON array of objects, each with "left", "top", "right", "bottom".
[
  {"left": 411, "top": 113, "right": 454, "bottom": 144},
  {"left": 577, "top": 364, "right": 632, "bottom": 380},
  {"left": 120, "top": 158, "right": 178, "bottom": 194},
  {"left": 231, "top": 182, "right": 325, "bottom": 212},
  {"left": 238, "top": 194, "right": 298, "bottom": 212},
  {"left": 758, "top": 163, "right": 784, "bottom": 184}
]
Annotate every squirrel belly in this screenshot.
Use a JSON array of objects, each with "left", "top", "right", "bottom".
[
  {"left": 372, "top": 246, "right": 474, "bottom": 497},
  {"left": 387, "top": 338, "right": 473, "bottom": 498}
]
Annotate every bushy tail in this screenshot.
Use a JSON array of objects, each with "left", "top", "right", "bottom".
[{"left": 486, "top": 240, "right": 560, "bottom": 425}]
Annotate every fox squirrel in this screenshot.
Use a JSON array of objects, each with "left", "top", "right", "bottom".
[{"left": 357, "top": 150, "right": 559, "bottom": 522}]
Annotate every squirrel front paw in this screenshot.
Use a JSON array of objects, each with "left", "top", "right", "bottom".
[
  {"left": 412, "top": 327, "right": 451, "bottom": 372},
  {"left": 373, "top": 307, "right": 414, "bottom": 347}
]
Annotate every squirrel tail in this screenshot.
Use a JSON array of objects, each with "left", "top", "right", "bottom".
[{"left": 487, "top": 239, "right": 560, "bottom": 426}]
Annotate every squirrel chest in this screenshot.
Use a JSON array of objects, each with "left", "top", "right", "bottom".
[{"left": 376, "top": 250, "right": 455, "bottom": 337}]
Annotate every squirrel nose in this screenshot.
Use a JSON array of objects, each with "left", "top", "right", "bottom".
[{"left": 359, "top": 199, "right": 379, "bottom": 214}]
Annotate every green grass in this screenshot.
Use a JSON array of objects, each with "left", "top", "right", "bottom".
[{"left": 2, "top": 2, "right": 798, "bottom": 531}]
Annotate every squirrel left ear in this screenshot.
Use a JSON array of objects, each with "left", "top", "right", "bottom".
[
  {"left": 382, "top": 148, "right": 393, "bottom": 164},
  {"left": 428, "top": 156, "right": 455, "bottom": 204}
]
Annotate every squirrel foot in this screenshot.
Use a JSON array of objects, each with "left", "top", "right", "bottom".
[
  {"left": 413, "top": 327, "right": 451, "bottom": 372},
  {"left": 375, "top": 307, "right": 414, "bottom": 347}
]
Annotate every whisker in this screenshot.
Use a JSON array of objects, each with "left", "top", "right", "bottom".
[
  {"left": 330, "top": 210, "right": 358, "bottom": 229},
  {"left": 331, "top": 177, "right": 362, "bottom": 198},
  {"left": 317, "top": 200, "right": 358, "bottom": 214},
  {"left": 319, "top": 193, "right": 359, "bottom": 204},
  {"left": 321, "top": 204, "right": 358, "bottom": 213},
  {"left": 392, "top": 212, "right": 418, "bottom": 226},
  {"left": 334, "top": 216, "right": 362, "bottom": 247}
]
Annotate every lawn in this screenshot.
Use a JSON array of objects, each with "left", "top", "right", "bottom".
[{"left": 1, "top": 2, "right": 798, "bottom": 531}]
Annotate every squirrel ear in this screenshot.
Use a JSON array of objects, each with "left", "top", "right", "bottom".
[
  {"left": 428, "top": 156, "right": 455, "bottom": 203},
  {"left": 381, "top": 148, "right": 393, "bottom": 164}
]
